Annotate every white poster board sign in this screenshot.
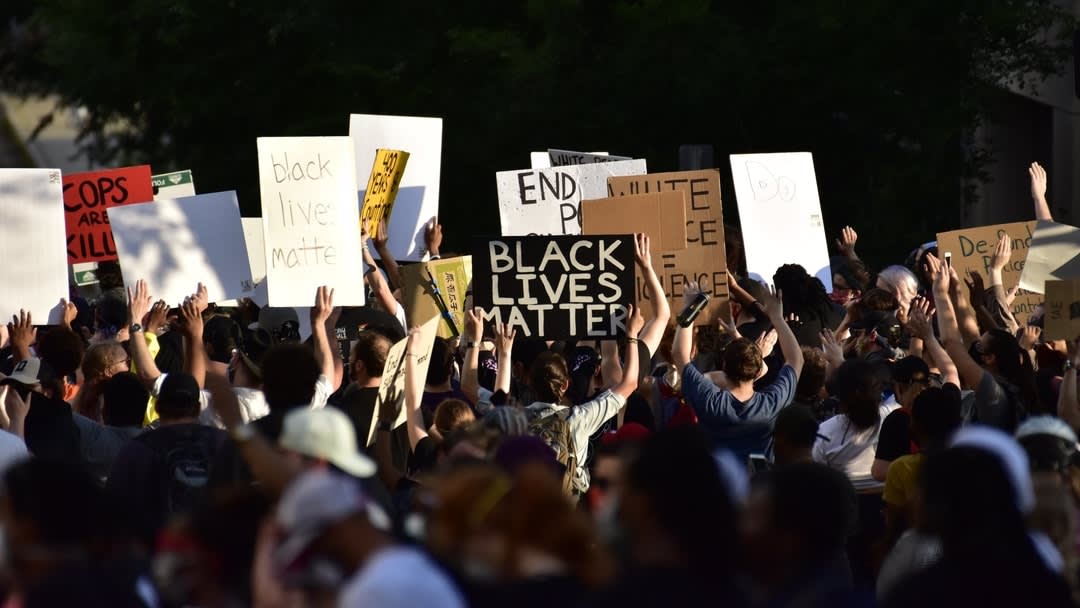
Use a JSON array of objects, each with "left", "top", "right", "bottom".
[
  {"left": 1019, "top": 220, "right": 1080, "bottom": 293},
  {"left": 0, "top": 169, "right": 67, "bottom": 324},
  {"left": 530, "top": 150, "right": 613, "bottom": 169},
  {"left": 108, "top": 191, "right": 252, "bottom": 305},
  {"left": 729, "top": 152, "right": 833, "bottom": 291},
  {"left": 547, "top": 149, "right": 630, "bottom": 166},
  {"left": 257, "top": 137, "right": 364, "bottom": 307},
  {"left": 349, "top": 114, "right": 442, "bottom": 262},
  {"left": 369, "top": 314, "right": 440, "bottom": 446},
  {"left": 152, "top": 170, "right": 196, "bottom": 200},
  {"left": 497, "top": 159, "right": 647, "bottom": 236},
  {"left": 218, "top": 217, "right": 269, "bottom": 307}
]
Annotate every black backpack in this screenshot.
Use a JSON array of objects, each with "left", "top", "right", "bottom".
[{"left": 135, "top": 424, "right": 220, "bottom": 516}]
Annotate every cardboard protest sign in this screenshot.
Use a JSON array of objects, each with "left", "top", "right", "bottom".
[
  {"left": 548, "top": 149, "right": 631, "bottom": 166},
  {"left": 1043, "top": 280, "right": 1080, "bottom": 340},
  {"left": 370, "top": 314, "right": 441, "bottom": 446},
  {"left": 936, "top": 221, "right": 1039, "bottom": 323},
  {"left": 350, "top": 114, "right": 442, "bottom": 262},
  {"left": 497, "top": 159, "right": 647, "bottom": 237},
  {"left": 1019, "top": 221, "right": 1080, "bottom": 294},
  {"left": 0, "top": 169, "right": 68, "bottom": 324},
  {"left": 729, "top": 153, "right": 832, "bottom": 291},
  {"left": 63, "top": 165, "right": 154, "bottom": 264},
  {"left": 257, "top": 137, "right": 365, "bottom": 307},
  {"left": 607, "top": 170, "right": 729, "bottom": 324},
  {"left": 152, "top": 170, "right": 196, "bottom": 200},
  {"left": 472, "top": 235, "right": 635, "bottom": 339},
  {"left": 108, "top": 191, "right": 251, "bottom": 305},
  {"left": 401, "top": 256, "right": 472, "bottom": 339},
  {"left": 359, "top": 149, "right": 410, "bottom": 238}
]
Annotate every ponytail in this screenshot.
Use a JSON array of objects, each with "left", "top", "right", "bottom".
[{"left": 530, "top": 352, "right": 570, "bottom": 406}]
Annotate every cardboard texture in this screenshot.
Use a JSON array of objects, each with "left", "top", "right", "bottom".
[
  {"left": 350, "top": 114, "right": 442, "bottom": 262},
  {"left": 63, "top": 165, "right": 154, "bottom": 264},
  {"left": 607, "top": 169, "right": 729, "bottom": 325},
  {"left": 152, "top": 170, "right": 196, "bottom": 200},
  {"left": 472, "top": 235, "right": 636, "bottom": 339},
  {"left": 580, "top": 191, "right": 689, "bottom": 252},
  {"left": 1019, "top": 221, "right": 1080, "bottom": 294},
  {"left": 371, "top": 314, "right": 441, "bottom": 446},
  {"left": 548, "top": 149, "right": 631, "bottom": 166},
  {"left": 0, "top": 169, "right": 68, "bottom": 324},
  {"left": 402, "top": 256, "right": 473, "bottom": 339},
  {"left": 496, "top": 159, "right": 647, "bottom": 237},
  {"left": 1043, "top": 279, "right": 1080, "bottom": 340},
  {"left": 937, "top": 221, "right": 1039, "bottom": 324},
  {"left": 257, "top": 137, "right": 365, "bottom": 308},
  {"left": 359, "top": 149, "right": 410, "bottom": 238},
  {"left": 729, "top": 153, "right": 833, "bottom": 292},
  {"left": 108, "top": 191, "right": 252, "bottom": 305}
]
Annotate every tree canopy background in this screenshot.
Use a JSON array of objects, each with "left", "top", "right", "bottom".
[{"left": 0, "top": 0, "right": 1075, "bottom": 268}]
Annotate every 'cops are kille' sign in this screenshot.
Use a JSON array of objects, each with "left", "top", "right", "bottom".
[{"left": 472, "top": 235, "right": 635, "bottom": 339}]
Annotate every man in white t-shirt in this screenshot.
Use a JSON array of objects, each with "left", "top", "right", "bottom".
[{"left": 275, "top": 471, "right": 465, "bottom": 608}]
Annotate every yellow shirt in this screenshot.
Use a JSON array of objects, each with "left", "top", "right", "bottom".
[
  {"left": 883, "top": 453, "right": 924, "bottom": 508},
  {"left": 133, "top": 332, "right": 162, "bottom": 425}
]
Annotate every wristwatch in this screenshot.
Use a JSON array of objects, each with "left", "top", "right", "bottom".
[
  {"left": 129, "top": 323, "right": 142, "bottom": 334},
  {"left": 464, "top": 340, "right": 477, "bottom": 350},
  {"left": 230, "top": 423, "right": 256, "bottom": 443}
]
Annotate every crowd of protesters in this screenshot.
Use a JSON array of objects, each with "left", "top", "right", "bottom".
[{"left": 0, "top": 162, "right": 1076, "bottom": 607}]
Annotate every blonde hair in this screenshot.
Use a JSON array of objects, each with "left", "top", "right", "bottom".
[
  {"left": 82, "top": 342, "right": 128, "bottom": 382},
  {"left": 877, "top": 265, "right": 919, "bottom": 313}
]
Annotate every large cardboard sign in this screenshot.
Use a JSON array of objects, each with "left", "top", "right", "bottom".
[
  {"left": 257, "top": 137, "right": 365, "bottom": 307},
  {"left": 401, "top": 256, "right": 472, "bottom": 339},
  {"left": 937, "top": 221, "right": 1039, "bottom": 323},
  {"left": 729, "top": 153, "right": 832, "bottom": 291},
  {"left": 497, "top": 159, "right": 647, "bottom": 236},
  {"left": 350, "top": 114, "right": 441, "bottom": 262},
  {"left": 108, "top": 191, "right": 252, "bottom": 305},
  {"left": 1043, "top": 279, "right": 1080, "bottom": 340},
  {"left": 359, "top": 149, "right": 410, "bottom": 238},
  {"left": 0, "top": 169, "right": 67, "bottom": 324},
  {"left": 607, "top": 169, "right": 729, "bottom": 324},
  {"left": 472, "top": 235, "right": 635, "bottom": 339},
  {"left": 63, "top": 165, "right": 154, "bottom": 263},
  {"left": 371, "top": 314, "right": 440, "bottom": 446},
  {"left": 152, "top": 170, "right": 196, "bottom": 200},
  {"left": 548, "top": 149, "right": 631, "bottom": 166},
  {"left": 1019, "top": 221, "right": 1080, "bottom": 294}
]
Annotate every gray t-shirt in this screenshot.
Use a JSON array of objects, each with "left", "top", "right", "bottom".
[{"left": 970, "top": 371, "right": 1020, "bottom": 431}]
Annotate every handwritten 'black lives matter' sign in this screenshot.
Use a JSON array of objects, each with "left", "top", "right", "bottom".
[{"left": 473, "top": 235, "right": 635, "bottom": 339}]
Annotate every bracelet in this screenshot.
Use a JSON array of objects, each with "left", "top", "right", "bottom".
[
  {"left": 626, "top": 337, "right": 640, "bottom": 344},
  {"left": 364, "top": 266, "right": 377, "bottom": 276},
  {"left": 464, "top": 341, "right": 477, "bottom": 350}
]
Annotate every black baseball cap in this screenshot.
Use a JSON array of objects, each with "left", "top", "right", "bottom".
[{"left": 892, "top": 356, "right": 930, "bottom": 385}]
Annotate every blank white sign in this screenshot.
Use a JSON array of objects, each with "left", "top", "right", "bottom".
[{"left": 0, "top": 169, "right": 67, "bottom": 324}]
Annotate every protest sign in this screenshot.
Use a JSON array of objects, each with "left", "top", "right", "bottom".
[
  {"left": 1018, "top": 220, "right": 1080, "bottom": 294},
  {"left": 63, "top": 165, "right": 154, "bottom": 264},
  {"left": 497, "top": 159, "right": 647, "bottom": 237},
  {"left": 350, "top": 114, "right": 442, "bottom": 262},
  {"left": 401, "top": 256, "right": 472, "bottom": 339},
  {"left": 370, "top": 314, "right": 440, "bottom": 446},
  {"left": 217, "top": 217, "right": 269, "bottom": 307},
  {"left": 108, "top": 191, "right": 251, "bottom": 304},
  {"left": 359, "top": 149, "right": 410, "bottom": 238},
  {"left": 936, "top": 221, "right": 1039, "bottom": 323},
  {"left": 548, "top": 149, "right": 631, "bottom": 166},
  {"left": 0, "top": 169, "right": 67, "bottom": 324},
  {"left": 607, "top": 169, "right": 729, "bottom": 324},
  {"left": 152, "top": 170, "right": 196, "bottom": 199},
  {"left": 1043, "top": 280, "right": 1080, "bottom": 340},
  {"left": 729, "top": 153, "right": 832, "bottom": 291},
  {"left": 257, "top": 137, "right": 365, "bottom": 307},
  {"left": 472, "top": 235, "right": 635, "bottom": 339}
]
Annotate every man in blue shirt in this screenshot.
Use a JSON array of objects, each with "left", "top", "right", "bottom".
[{"left": 673, "top": 284, "right": 803, "bottom": 461}]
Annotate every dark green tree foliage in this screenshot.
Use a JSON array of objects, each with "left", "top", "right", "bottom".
[{"left": 0, "top": 0, "right": 1074, "bottom": 265}]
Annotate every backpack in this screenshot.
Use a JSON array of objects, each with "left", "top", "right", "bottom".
[
  {"left": 136, "top": 425, "right": 218, "bottom": 516},
  {"left": 526, "top": 406, "right": 580, "bottom": 497}
]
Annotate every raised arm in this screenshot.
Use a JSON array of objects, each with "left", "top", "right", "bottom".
[
  {"left": 459, "top": 307, "right": 484, "bottom": 406},
  {"left": 126, "top": 280, "right": 161, "bottom": 389},
  {"left": 179, "top": 298, "right": 206, "bottom": 388},
  {"left": 494, "top": 322, "right": 515, "bottom": 396},
  {"left": 362, "top": 237, "right": 399, "bottom": 318},
  {"left": 1030, "top": 162, "right": 1053, "bottom": 221},
  {"left": 403, "top": 327, "right": 429, "bottom": 451},
  {"left": 633, "top": 234, "right": 670, "bottom": 355},
  {"left": 425, "top": 219, "right": 443, "bottom": 260},
  {"left": 310, "top": 286, "right": 337, "bottom": 384},
  {"left": 8, "top": 310, "right": 36, "bottom": 363},
  {"left": 985, "top": 234, "right": 1020, "bottom": 334},
  {"left": 372, "top": 219, "right": 403, "bottom": 291},
  {"left": 908, "top": 300, "right": 960, "bottom": 387},
  {"left": 600, "top": 340, "right": 622, "bottom": 390},
  {"left": 611, "top": 305, "right": 643, "bottom": 400},
  {"left": 836, "top": 225, "right": 861, "bottom": 262},
  {"left": 761, "top": 288, "right": 803, "bottom": 378},
  {"left": 929, "top": 254, "right": 984, "bottom": 388}
]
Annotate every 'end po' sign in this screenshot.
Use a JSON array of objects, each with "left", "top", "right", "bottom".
[{"left": 63, "top": 165, "right": 154, "bottom": 263}]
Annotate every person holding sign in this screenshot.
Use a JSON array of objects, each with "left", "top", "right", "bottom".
[{"left": 673, "top": 284, "right": 804, "bottom": 463}]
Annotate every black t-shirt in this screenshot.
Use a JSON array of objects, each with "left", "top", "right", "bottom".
[
  {"left": 875, "top": 408, "right": 912, "bottom": 462},
  {"left": 332, "top": 386, "right": 380, "bottom": 448},
  {"left": 408, "top": 435, "right": 439, "bottom": 475}
]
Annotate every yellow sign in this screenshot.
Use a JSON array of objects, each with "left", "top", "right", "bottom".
[{"left": 360, "top": 148, "right": 410, "bottom": 237}]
